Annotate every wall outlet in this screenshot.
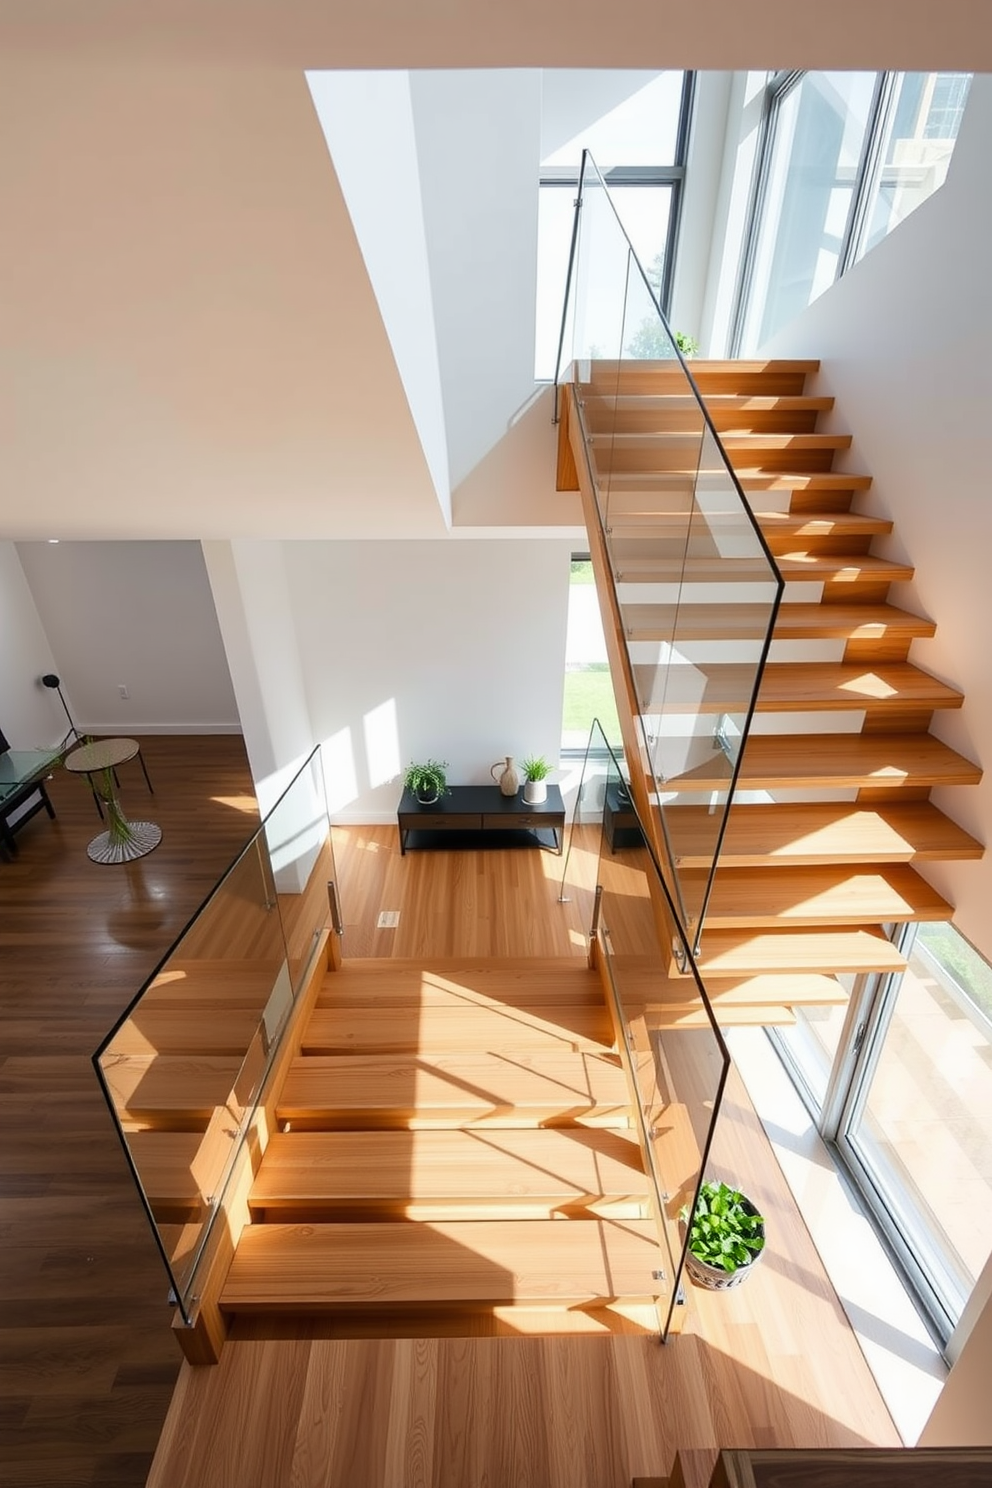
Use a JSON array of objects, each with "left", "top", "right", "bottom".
[{"left": 118, "top": 684, "right": 129, "bottom": 700}]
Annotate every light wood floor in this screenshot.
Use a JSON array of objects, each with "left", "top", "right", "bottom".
[
  {"left": 0, "top": 735, "right": 259, "bottom": 1488},
  {"left": 148, "top": 825, "right": 900, "bottom": 1488}
]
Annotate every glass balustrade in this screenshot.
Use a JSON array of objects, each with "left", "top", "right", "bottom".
[
  {"left": 555, "top": 151, "right": 783, "bottom": 945},
  {"left": 93, "top": 746, "right": 338, "bottom": 1323},
  {"left": 561, "top": 721, "right": 730, "bottom": 1337}
]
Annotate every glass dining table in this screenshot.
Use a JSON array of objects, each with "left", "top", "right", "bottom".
[{"left": 0, "top": 746, "right": 63, "bottom": 855}]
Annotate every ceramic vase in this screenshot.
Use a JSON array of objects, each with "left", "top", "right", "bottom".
[{"left": 491, "top": 756, "right": 519, "bottom": 796}]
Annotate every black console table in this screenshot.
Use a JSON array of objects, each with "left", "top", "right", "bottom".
[
  {"left": 398, "top": 784, "right": 566, "bottom": 855},
  {"left": 603, "top": 782, "right": 644, "bottom": 853}
]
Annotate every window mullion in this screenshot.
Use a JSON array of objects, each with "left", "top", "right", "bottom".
[
  {"left": 729, "top": 71, "right": 804, "bottom": 357},
  {"left": 815, "top": 970, "right": 881, "bottom": 1140},
  {"left": 839, "top": 70, "right": 898, "bottom": 276}
]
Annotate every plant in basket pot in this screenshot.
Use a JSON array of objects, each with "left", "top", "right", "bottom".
[
  {"left": 404, "top": 759, "right": 449, "bottom": 806},
  {"left": 520, "top": 755, "right": 552, "bottom": 804},
  {"left": 679, "top": 1180, "right": 765, "bottom": 1290}
]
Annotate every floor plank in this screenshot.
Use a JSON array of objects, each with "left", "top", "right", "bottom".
[{"left": 0, "top": 735, "right": 259, "bottom": 1488}]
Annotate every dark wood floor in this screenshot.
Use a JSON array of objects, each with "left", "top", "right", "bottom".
[{"left": 0, "top": 735, "right": 258, "bottom": 1488}]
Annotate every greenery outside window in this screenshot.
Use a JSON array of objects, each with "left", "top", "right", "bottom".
[{"left": 561, "top": 556, "right": 622, "bottom": 755}]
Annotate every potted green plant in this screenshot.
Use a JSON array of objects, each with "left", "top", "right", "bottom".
[
  {"left": 520, "top": 755, "right": 552, "bottom": 804},
  {"left": 674, "top": 330, "right": 700, "bottom": 358},
  {"left": 679, "top": 1180, "right": 765, "bottom": 1290},
  {"left": 403, "top": 759, "right": 449, "bottom": 806}
]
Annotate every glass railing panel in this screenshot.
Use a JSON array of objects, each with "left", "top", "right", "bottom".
[
  {"left": 636, "top": 425, "right": 781, "bottom": 933},
  {"left": 556, "top": 150, "right": 783, "bottom": 945},
  {"left": 262, "top": 749, "right": 337, "bottom": 995},
  {"left": 565, "top": 721, "right": 730, "bottom": 1339},
  {"left": 93, "top": 747, "right": 338, "bottom": 1321}
]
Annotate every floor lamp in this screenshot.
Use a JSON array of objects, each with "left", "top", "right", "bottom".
[{"left": 41, "top": 674, "right": 85, "bottom": 749}]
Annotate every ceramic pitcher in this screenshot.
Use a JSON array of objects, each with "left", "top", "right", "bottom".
[{"left": 491, "top": 756, "right": 520, "bottom": 796}]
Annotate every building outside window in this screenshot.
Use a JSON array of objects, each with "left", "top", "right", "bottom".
[{"left": 734, "top": 70, "right": 971, "bottom": 354}]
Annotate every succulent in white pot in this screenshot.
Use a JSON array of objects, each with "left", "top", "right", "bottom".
[{"left": 521, "top": 756, "right": 552, "bottom": 804}]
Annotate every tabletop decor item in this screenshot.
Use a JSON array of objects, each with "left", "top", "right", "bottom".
[
  {"left": 403, "top": 759, "right": 449, "bottom": 806},
  {"left": 490, "top": 756, "right": 519, "bottom": 797},
  {"left": 520, "top": 755, "right": 552, "bottom": 804}
]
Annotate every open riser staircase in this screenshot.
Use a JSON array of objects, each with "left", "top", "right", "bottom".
[
  {"left": 563, "top": 358, "right": 983, "bottom": 1022},
  {"left": 215, "top": 958, "right": 669, "bottom": 1332}
]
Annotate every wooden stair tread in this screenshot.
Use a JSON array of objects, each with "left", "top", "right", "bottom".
[
  {"left": 687, "top": 864, "right": 952, "bottom": 927},
  {"left": 687, "top": 972, "right": 847, "bottom": 1006},
  {"left": 612, "top": 554, "right": 911, "bottom": 584},
  {"left": 126, "top": 1130, "right": 204, "bottom": 1201},
  {"left": 623, "top": 602, "right": 935, "bottom": 643},
  {"left": 221, "top": 1218, "right": 664, "bottom": 1310},
  {"left": 666, "top": 732, "right": 981, "bottom": 791},
  {"left": 591, "top": 431, "right": 852, "bottom": 452},
  {"left": 581, "top": 393, "right": 834, "bottom": 433},
  {"left": 648, "top": 1005, "right": 797, "bottom": 1028},
  {"left": 98, "top": 1054, "right": 241, "bottom": 1122},
  {"left": 693, "top": 927, "right": 908, "bottom": 976},
  {"left": 606, "top": 962, "right": 847, "bottom": 1007},
  {"left": 578, "top": 359, "right": 819, "bottom": 397},
  {"left": 317, "top": 961, "right": 603, "bottom": 1008},
  {"left": 608, "top": 510, "right": 889, "bottom": 540},
  {"left": 142, "top": 961, "right": 286, "bottom": 1008},
  {"left": 104, "top": 1007, "right": 260, "bottom": 1058},
  {"left": 755, "top": 511, "right": 890, "bottom": 540},
  {"left": 124, "top": 1127, "right": 237, "bottom": 1220},
  {"left": 277, "top": 1051, "right": 630, "bottom": 1129},
  {"left": 634, "top": 661, "right": 963, "bottom": 713},
  {"left": 301, "top": 1004, "right": 615, "bottom": 1056},
  {"left": 249, "top": 1128, "right": 649, "bottom": 1213},
  {"left": 606, "top": 470, "right": 873, "bottom": 493},
  {"left": 667, "top": 801, "right": 983, "bottom": 866}
]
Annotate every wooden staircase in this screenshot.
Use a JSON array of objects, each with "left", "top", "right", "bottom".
[
  {"left": 219, "top": 958, "right": 667, "bottom": 1331},
  {"left": 563, "top": 359, "right": 983, "bottom": 1020}
]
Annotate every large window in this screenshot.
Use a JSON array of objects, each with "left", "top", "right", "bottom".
[
  {"left": 562, "top": 556, "right": 622, "bottom": 754},
  {"left": 772, "top": 922, "right": 992, "bottom": 1346},
  {"left": 734, "top": 70, "right": 971, "bottom": 354},
  {"left": 535, "top": 71, "right": 694, "bottom": 380}
]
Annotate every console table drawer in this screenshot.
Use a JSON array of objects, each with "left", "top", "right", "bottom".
[
  {"left": 482, "top": 812, "right": 560, "bottom": 831},
  {"left": 404, "top": 813, "right": 482, "bottom": 831}
]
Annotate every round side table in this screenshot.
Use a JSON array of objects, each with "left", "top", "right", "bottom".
[{"left": 64, "top": 738, "right": 162, "bottom": 864}]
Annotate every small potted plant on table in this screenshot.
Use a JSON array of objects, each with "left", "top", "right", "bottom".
[
  {"left": 521, "top": 756, "right": 552, "bottom": 804},
  {"left": 679, "top": 1180, "right": 765, "bottom": 1290},
  {"left": 403, "top": 759, "right": 449, "bottom": 806}
]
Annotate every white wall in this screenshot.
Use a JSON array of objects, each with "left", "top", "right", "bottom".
[
  {"left": 921, "top": 1248, "right": 992, "bottom": 1445},
  {"left": 202, "top": 540, "right": 314, "bottom": 810},
  {"left": 16, "top": 541, "right": 240, "bottom": 735},
  {"left": 281, "top": 538, "right": 573, "bottom": 821},
  {"left": 0, "top": 542, "right": 63, "bottom": 748},
  {"left": 307, "top": 70, "right": 452, "bottom": 524},
  {"left": 759, "top": 73, "right": 992, "bottom": 966},
  {"left": 411, "top": 70, "right": 544, "bottom": 492}
]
